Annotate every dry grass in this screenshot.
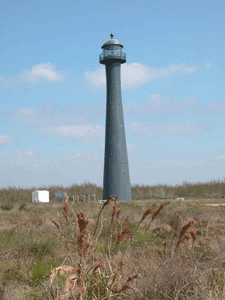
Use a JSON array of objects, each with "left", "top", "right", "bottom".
[{"left": 0, "top": 196, "right": 225, "bottom": 299}]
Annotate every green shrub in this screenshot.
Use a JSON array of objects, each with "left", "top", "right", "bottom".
[
  {"left": 18, "top": 203, "right": 26, "bottom": 211},
  {"left": 28, "top": 241, "right": 53, "bottom": 258},
  {"left": 31, "top": 258, "right": 56, "bottom": 282},
  {"left": 0, "top": 204, "right": 13, "bottom": 211},
  {"left": 0, "top": 229, "right": 16, "bottom": 248}
]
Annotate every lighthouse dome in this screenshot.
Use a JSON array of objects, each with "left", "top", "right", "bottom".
[{"left": 101, "top": 33, "right": 124, "bottom": 49}]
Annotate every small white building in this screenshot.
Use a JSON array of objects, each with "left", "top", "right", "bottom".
[
  {"left": 32, "top": 190, "right": 49, "bottom": 203},
  {"left": 176, "top": 197, "right": 185, "bottom": 201}
]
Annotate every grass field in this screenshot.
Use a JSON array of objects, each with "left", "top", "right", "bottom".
[{"left": 0, "top": 196, "right": 225, "bottom": 299}]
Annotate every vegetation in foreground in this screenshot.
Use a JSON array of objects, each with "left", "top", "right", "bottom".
[{"left": 0, "top": 193, "right": 225, "bottom": 299}]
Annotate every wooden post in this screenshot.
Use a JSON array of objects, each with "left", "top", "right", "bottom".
[
  {"left": 88, "top": 194, "right": 90, "bottom": 203},
  {"left": 77, "top": 195, "right": 79, "bottom": 202},
  {"left": 83, "top": 195, "right": 85, "bottom": 202},
  {"left": 94, "top": 194, "right": 96, "bottom": 202}
]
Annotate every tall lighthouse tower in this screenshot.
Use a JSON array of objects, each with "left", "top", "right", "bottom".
[{"left": 100, "top": 33, "right": 132, "bottom": 201}]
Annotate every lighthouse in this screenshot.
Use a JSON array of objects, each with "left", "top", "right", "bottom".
[{"left": 100, "top": 33, "right": 132, "bottom": 201}]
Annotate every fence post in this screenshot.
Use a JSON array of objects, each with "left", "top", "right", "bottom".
[
  {"left": 94, "top": 194, "right": 96, "bottom": 202},
  {"left": 88, "top": 194, "right": 90, "bottom": 203},
  {"left": 83, "top": 195, "right": 85, "bottom": 203},
  {"left": 77, "top": 195, "right": 79, "bottom": 202}
]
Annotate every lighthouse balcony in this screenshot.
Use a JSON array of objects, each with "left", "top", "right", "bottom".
[{"left": 99, "top": 50, "right": 126, "bottom": 64}]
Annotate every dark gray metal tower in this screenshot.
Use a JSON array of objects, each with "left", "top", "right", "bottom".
[{"left": 100, "top": 33, "right": 132, "bottom": 201}]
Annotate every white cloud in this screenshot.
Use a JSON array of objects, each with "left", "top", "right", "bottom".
[
  {"left": 127, "top": 143, "right": 136, "bottom": 151},
  {"left": 84, "top": 67, "right": 106, "bottom": 89},
  {"left": 129, "top": 121, "right": 209, "bottom": 136},
  {"left": 16, "top": 149, "right": 39, "bottom": 159},
  {"left": 122, "top": 63, "right": 154, "bottom": 89},
  {"left": 4, "top": 101, "right": 103, "bottom": 126},
  {"left": 18, "top": 108, "right": 34, "bottom": 115},
  {"left": 193, "top": 101, "right": 225, "bottom": 116},
  {"left": 150, "top": 158, "right": 205, "bottom": 168},
  {"left": 206, "top": 102, "right": 225, "bottom": 115},
  {"left": 0, "top": 151, "right": 103, "bottom": 188},
  {"left": 0, "top": 135, "right": 12, "bottom": 145},
  {"left": 40, "top": 124, "right": 104, "bottom": 143},
  {"left": 0, "top": 76, "right": 14, "bottom": 88},
  {"left": 126, "top": 94, "right": 198, "bottom": 117},
  {"left": 84, "top": 62, "right": 198, "bottom": 90},
  {"left": 19, "top": 62, "right": 67, "bottom": 83},
  {"left": 205, "top": 62, "right": 213, "bottom": 69},
  {"left": 217, "top": 154, "right": 225, "bottom": 161}
]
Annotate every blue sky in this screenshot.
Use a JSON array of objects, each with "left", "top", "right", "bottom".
[{"left": 0, "top": 0, "right": 224, "bottom": 188}]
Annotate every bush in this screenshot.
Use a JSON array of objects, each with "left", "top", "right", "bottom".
[
  {"left": 28, "top": 241, "right": 53, "bottom": 258},
  {"left": 0, "top": 204, "right": 13, "bottom": 211},
  {"left": 31, "top": 258, "right": 56, "bottom": 282},
  {"left": 18, "top": 203, "right": 26, "bottom": 211}
]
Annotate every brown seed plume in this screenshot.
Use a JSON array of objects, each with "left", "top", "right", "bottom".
[
  {"left": 179, "top": 220, "right": 194, "bottom": 240},
  {"left": 113, "top": 274, "right": 138, "bottom": 293},
  {"left": 172, "top": 232, "right": 178, "bottom": 240},
  {"left": 124, "top": 216, "right": 129, "bottom": 223},
  {"left": 163, "top": 240, "right": 167, "bottom": 255},
  {"left": 111, "top": 195, "right": 118, "bottom": 225},
  {"left": 93, "top": 263, "right": 104, "bottom": 274},
  {"left": 76, "top": 212, "right": 89, "bottom": 256},
  {"left": 63, "top": 193, "right": 69, "bottom": 223},
  {"left": 147, "top": 203, "right": 165, "bottom": 230},
  {"left": 76, "top": 265, "right": 85, "bottom": 298},
  {"left": 116, "top": 226, "right": 131, "bottom": 245},
  {"left": 94, "top": 195, "right": 112, "bottom": 235},
  {"left": 139, "top": 208, "right": 153, "bottom": 225},
  {"left": 190, "top": 229, "right": 197, "bottom": 250},
  {"left": 57, "top": 211, "right": 63, "bottom": 225},
  {"left": 116, "top": 208, "right": 121, "bottom": 221},
  {"left": 127, "top": 274, "right": 138, "bottom": 282},
  {"left": 77, "top": 232, "right": 85, "bottom": 256},
  {"left": 152, "top": 203, "right": 164, "bottom": 222},
  {"left": 175, "top": 220, "right": 194, "bottom": 251},
  {"left": 77, "top": 212, "right": 89, "bottom": 234},
  {"left": 49, "top": 217, "right": 60, "bottom": 230},
  {"left": 185, "top": 233, "right": 191, "bottom": 240}
]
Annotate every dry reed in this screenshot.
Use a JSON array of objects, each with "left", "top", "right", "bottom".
[
  {"left": 76, "top": 212, "right": 89, "bottom": 256},
  {"left": 116, "top": 226, "right": 132, "bottom": 245},
  {"left": 175, "top": 220, "right": 194, "bottom": 251},
  {"left": 113, "top": 274, "right": 139, "bottom": 293},
  {"left": 190, "top": 229, "right": 197, "bottom": 250},
  {"left": 92, "top": 262, "right": 104, "bottom": 274},
  {"left": 77, "top": 212, "right": 89, "bottom": 234},
  {"left": 50, "top": 266, "right": 75, "bottom": 285},
  {"left": 111, "top": 195, "right": 118, "bottom": 225},
  {"left": 114, "top": 208, "right": 121, "bottom": 230},
  {"left": 138, "top": 207, "right": 154, "bottom": 226},
  {"left": 163, "top": 240, "right": 167, "bottom": 255},
  {"left": 116, "top": 208, "right": 121, "bottom": 221},
  {"left": 146, "top": 203, "right": 164, "bottom": 230},
  {"left": 49, "top": 217, "right": 60, "bottom": 230},
  {"left": 93, "top": 195, "right": 112, "bottom": 235},
  {"left": 63, "top": 193, "right": 69, "bottom": 224},
  {"left": 64, "top": 273, "right": 76, "bottom": 293}
]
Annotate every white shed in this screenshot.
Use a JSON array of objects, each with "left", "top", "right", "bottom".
[{"left": 32, "top": 190, "right": 49, "bottom": 203}]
